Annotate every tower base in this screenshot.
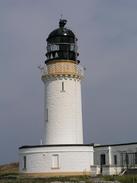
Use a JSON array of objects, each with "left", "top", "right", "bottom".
[{"left": 19, "top": 144, "right": 93, "bottom": 176}]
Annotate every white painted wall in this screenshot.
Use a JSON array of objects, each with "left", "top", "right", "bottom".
[
  {"left": 42, "top": 77, "right": 83, "bottom": 145},
  {"left": 19, "top": 145, "right": 93, "bottom": 174}
]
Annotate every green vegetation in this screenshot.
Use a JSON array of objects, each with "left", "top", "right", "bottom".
[
  {"left": 0, "top": 164, "right": 92, "bottom": 183},
  {"left": 0, "top": 162, "right": 18, "bottom": 175},
  {"left": 1, "top": 163, "right": 137, "bottom": 183},
  {"left": 0, "top": 174, "right": 92, "bottom": 183},
  {"left": 103, "top": 175, "right": 137, "bottom": 183}
]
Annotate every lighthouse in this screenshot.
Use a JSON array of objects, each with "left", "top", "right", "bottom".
[
  {"left": 42, "top": 19, "right": 83, "bottom": 145},
  {"left": 19, "top": 20, "right": 94, "bottom": 176}
]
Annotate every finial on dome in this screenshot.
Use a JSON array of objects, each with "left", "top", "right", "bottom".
[{"left": 59, "top": 19, "right": 67, "bottom": 28}]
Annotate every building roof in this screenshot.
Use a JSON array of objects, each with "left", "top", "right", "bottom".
[
  {"left": 19, "top": 143, "right": 94, "bottom": 149},
  {"left": 47, "top": 19, "right": 75, "bottom": 41},
  {"left": 94, "top": 142, "right": 137, "bottom": 148}
]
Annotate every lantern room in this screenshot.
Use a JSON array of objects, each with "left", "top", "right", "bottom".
[{"left": 45, "top": 19, "right": 79, "bottom": 64}]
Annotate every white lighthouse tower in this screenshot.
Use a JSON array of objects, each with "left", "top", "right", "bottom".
[
  {"left": 19, "top": 20, "right": 93, "bottom": 176},
  {"left": 42, "top": 19, "right": 83, "bottom": 145}
]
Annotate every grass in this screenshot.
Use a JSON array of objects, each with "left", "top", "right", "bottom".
[
  {"left": 0, "top": 162, "right": 18, "bottom": 175},
  {"left": 0, "top": 175, "right": 92, "bottom": 183},
  {"left": 1, "top": 163, "right": 137, "bottom": 183},
  {"left": 0, "top": 163, "right": 92, "bottom": 182},
  {"left": 103, "top": 175, "right": 137, "bottom": 183}
]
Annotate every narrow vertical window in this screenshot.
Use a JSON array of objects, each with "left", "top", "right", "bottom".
[
  {"left": 100, "top": 154, "right": 106, "bottom": 165},
  {"left": 46, "top": 108, "right": 48, "bottom": 122},
  {"left": 23, "top": 156, "right": 26, "bottom": 170},
  {"left": 125, "top": 153, "right": 129, "bottom": 165},
  {"left": 61, "top": 81, "right": 65, "bottom": 92},
  {"left": 52, "top": 154, "right": 59, "bottom": 169},
  {"left": 114, "top": 155, "right": 117, "bottom": 165},
  {"left": 135, "top": 152, "right": 137, "bottom": 164}
]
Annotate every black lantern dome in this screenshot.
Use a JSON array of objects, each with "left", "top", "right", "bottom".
[{"left": 45, "top": 19, "right": 79, "bottom": 64}]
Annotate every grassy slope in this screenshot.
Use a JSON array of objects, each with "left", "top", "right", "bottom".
[
  {"left": 1, "top": 163, "right": 137, "bottom": 183},
  {"left": 0, "top": 162, "right": 19, "bottom": 175},
  {"left": 0, "top": 163, "right": 92, "bottom": 182},
  {"left": 104, "top": 175, "right": 137, "bottom": 183}
]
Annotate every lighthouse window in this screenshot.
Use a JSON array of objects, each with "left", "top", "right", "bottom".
[
  {"left": 52, "top": 154, "right": 59, "bottom": 169},
  {"left": 61, "top": 82, "right": 65, "bottom": 92},
  {"left": 23, "top": 156, "right": 27, "bottom": 170},
  {"left": 46, "top": 108, "right": 48, "bottom": 122},
  {"left": 70, "top": 44, "right": 75, "bottom": 51},
  {"left": 47, "top": 44, "right": 59, "bottom": 52}
]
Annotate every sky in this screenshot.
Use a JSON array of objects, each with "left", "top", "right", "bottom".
[{"left": 0, "top": 0, "right": 137, "bottom": 164}]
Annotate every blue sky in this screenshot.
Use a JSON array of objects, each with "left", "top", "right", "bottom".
[{"left": 0, "top": 0, "right": 137, "bottom": 164}]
